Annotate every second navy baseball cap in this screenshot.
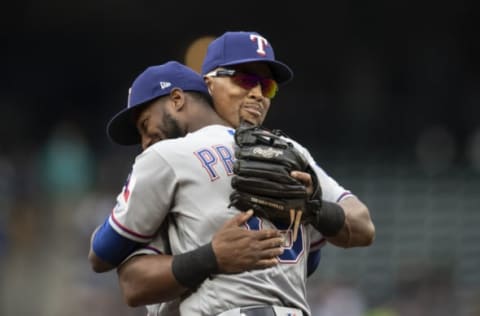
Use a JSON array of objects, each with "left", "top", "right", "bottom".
[
  {"left": 107, "top": 61, "right": 209, "bottom": 145},
  {"left": 201, "top": 31, "right": 294, "bottom": 85}
]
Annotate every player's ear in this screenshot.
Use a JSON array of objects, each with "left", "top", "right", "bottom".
[{"left": 169, "top": 88, "right": 186, "bottom": 112}]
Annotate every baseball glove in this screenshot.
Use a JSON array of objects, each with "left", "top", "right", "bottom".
[{"left": 229, "top": 122, "right": 322, "bottom": 240}]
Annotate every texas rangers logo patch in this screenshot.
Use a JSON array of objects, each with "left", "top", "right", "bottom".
[{"left": 122, "top": 173, "right": 136, "bottom": 203}]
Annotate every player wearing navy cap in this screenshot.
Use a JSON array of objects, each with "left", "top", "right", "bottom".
[
  {"left": 89, "top": 60, "right": 284, "bottom": 271},
  {"left": 89, "top": 31, "right": 375, "bottom": 316},
  {"left": 201, "top": 31, "right": 293, "bottom": 85},
  {"left": 106, "top": 61, "right": 211, "bottom": 146},
  {"left": 89, "top": 60, "right": 287, "bottom": 315}
]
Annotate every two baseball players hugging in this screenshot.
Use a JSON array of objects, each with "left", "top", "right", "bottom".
[{"left": 88, "top": 31, "right": 375, "bottom": 316}]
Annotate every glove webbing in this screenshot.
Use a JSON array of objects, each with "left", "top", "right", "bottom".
[{"left": 279, "top": 209, "right": 303, "bottom": 243}]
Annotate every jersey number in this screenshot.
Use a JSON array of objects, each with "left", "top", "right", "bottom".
[{"left": 246, "top": 216, "right": 305, "bottom": 263}]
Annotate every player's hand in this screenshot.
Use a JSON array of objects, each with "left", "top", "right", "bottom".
[
  {"left": 212, "top": 210, "right": 284, "bottom": 274},
  {"left": 291, "top": 170, "right": 314, "bottom": 196}
]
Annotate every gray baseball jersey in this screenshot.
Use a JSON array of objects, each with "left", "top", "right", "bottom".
[{"left": 109, "top": 125, "right": 352, "bottom": 316}]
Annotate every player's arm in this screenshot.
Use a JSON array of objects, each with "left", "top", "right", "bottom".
[
  {"left": 88, "top": 216, "right": 147, "bottom": 273},
  {"left": 88, "top": 149, "right": 174, "bottom": 273},
  {"left": 88, "top": 225, "right": 115, "bottom": 272},
  {"left": 291, "top": 170, "right": 375, "bottom": 248},
  {"left": 328, "top": 195, "right": 374, "bottom": 247},
  {"left": 117, "top": 210, "right": 284, "bottom": 307},
  {"left": 117, "top": 253, "right": 179, "bottom": 306}
]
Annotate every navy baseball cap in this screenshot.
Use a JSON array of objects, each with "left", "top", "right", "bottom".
[
  {"left": 107, "top": 61, "right": 209, "bottom": 145},
  {"left": 201, "top": 31, "right": 293, "bottom": 85}
]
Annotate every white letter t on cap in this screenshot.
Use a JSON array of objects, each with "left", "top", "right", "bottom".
[{"left": 250, "top": 34, "right": 268, "bottom": 56}]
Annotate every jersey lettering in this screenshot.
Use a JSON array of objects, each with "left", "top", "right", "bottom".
[
  {"left": 194, "top": 149, "right": 219, "bottom": 181},
  {"left": 245, "top": 216, "right": 304, "bottom": 262},
  {"left": 194, "top": 146, "right": 235, "bottom": 180},
  {"left": 214, "top": 145, "right": 234, "bottom": 175}
]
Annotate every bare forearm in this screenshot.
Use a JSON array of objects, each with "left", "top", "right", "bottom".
[
  {"left": 326, "top": 196, "right": 375, "bottom": 248},
  {"left": 117, "top": 255, "right": 186, "bottom": 307},
  {"left": 88, "top": 248, "right": 115, "bottom": 272}
]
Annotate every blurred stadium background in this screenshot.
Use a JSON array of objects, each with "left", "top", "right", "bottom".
[{"left": 1, "top": 1, "right": 479, "bottom": 315}]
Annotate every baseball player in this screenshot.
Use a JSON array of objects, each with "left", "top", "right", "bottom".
[
  {"left": 115, "top": 30, "right": 374, "bottom": 279},
  {"left": 201, "top": 32, "right": 374, "bottom": 250},
  {"left": 89, "top": 67, "right": 364, "bottom": 316},
  {"left": 88, "top": 61, "right": 289, "bottom": 315},
  {"left": 91, "top": 32, "right": 374, "bottom": 316}
]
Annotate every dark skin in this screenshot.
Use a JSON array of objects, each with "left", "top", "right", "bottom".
[{"left": 204, "top": 62, "right": 273, "bottom": 128}]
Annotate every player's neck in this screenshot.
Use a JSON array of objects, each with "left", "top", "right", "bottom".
[{"left": 187, "top": 111, "right": 230, "bottom": 133}]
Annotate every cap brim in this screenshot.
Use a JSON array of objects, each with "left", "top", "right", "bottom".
[
  {"left": 219, "top": 58, "right": 293, "bottom": 85},
  {"left": 106, "top": 106, "right": 142, "bottom": 145}
]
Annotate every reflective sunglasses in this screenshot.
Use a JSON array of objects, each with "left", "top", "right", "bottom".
[{"left": 206, "top": 69, "right": 278, "bottom": 99}]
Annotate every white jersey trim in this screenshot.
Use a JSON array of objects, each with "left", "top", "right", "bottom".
[{"left": 108, "top": 213, "right": 152, "bottom": 243}]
